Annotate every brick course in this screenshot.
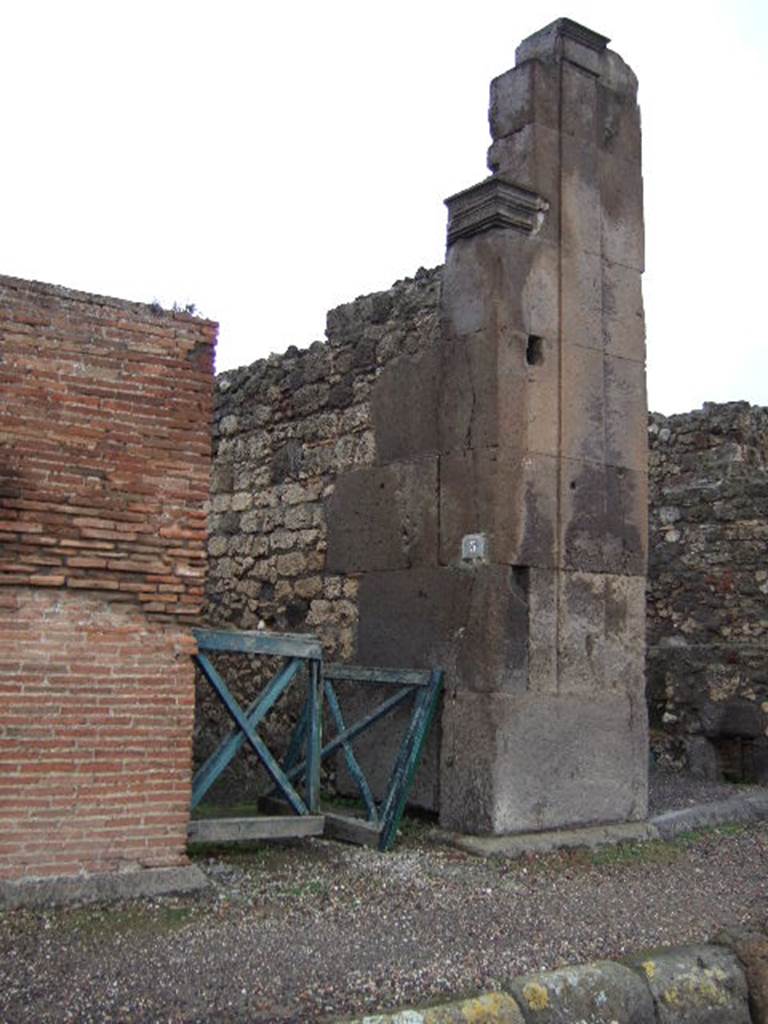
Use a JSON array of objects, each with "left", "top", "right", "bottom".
[
  {"left": 0, "top": 275, "right": 215, "bottom": 881},
  {"left": 0, "top": 275, "right": 215, "bottom": 620}
]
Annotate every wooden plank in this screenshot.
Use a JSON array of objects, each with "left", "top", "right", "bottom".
[
  {"left": 193, "top": 627, "right": 322, "bottom": 660},
  {"left": 379, "top": 668, "right": 444, "bottom": 851},
  {"left": 283, "top": 687, "right": 415, "bottom": 782},
  {"left": 195, "top": 653, "right": 308, "bottom": 815},
  {"left": 188, "top": 816, "right": 325, "bottom": 843},
  {"left": 324, "top": 680, "right": 378, "bottom": 822},
  {"left": 306, "top": 659, "right": 322, "bottom": 813},
  {"left": 324, "top": 663, "right": 430, "bottom": 687},
  {"left": 323, "top": 814, "right": 382, "bottom": 849},
  {"left": 191, "top": 656, "right": 302, "bottom": 808}
]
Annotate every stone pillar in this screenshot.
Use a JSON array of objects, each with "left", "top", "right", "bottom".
[
  {"left": 438, "top": 18, "right": 648, "bottom": 833},
  {"left": 326, "top": 18, "right": 648, "bottom": 833}
]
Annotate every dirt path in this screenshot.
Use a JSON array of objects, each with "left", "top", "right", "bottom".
[{"left": 2, "top": 808, "right": 767, "bottom": 1023}]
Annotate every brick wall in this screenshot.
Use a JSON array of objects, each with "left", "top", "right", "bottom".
[{"left": 0, "top": 275, "right": 215, "bottom": 881}]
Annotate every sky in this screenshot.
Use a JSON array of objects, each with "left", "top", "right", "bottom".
[{"left": 2, "top": 0, "right": 766, "bottom": 414}]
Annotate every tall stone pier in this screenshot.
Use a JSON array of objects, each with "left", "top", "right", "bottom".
[{"left": 327, "top": 18, "right": 648, "bottom": 833}]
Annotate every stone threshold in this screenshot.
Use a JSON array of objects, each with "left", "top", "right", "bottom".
[
  {"left": 446, "top": 789, "right": 768, "bottom": 858},
  {"left": 0, "top": 863, "right": 208, "bottom": 910}
]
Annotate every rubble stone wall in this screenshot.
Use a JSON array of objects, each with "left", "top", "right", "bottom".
[
  {"left": 205, "top": 268, "right": 442, "bottom": 653},
  {"left": 648, "top": 402, "right": 768, "bottom": 782}
]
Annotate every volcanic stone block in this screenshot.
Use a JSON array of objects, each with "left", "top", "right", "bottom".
[
  {"left": 602, "top": 259, "right": 645, "bottom": 362},
  {"left": 561, "top": 460, "right": 647, "bottom": 574},
  {"left": 325, "top": 459, "right": 438, "bottom": 573},
  {"left": 440, "top": 690, "right": 648, "bottom": 834},
  {"left": 514, "top": 19, "right": 609, "bottom": 76},
  {"left": 345, "top": 567, "right": 474, "bottom": 810},
  {"left": 356, "top": 567, "right": 474, "bottom": 671},
  {"left": 557, "top": 571, "right": 646, "bottom": 696},
  {"left": 451, "top": 564, "right": 530, "bottom": 695},
  {"left": 561, "top": 132, "right": 601, "bottom": 257},
  {"left": 438, "top": 326, "right": 560, "bottom": 458},
  {"left": 560, "top": 344, "right": 606, "bottom": 465},
  {"left": 600, "top": 150, "right": 644, "bottom": 271},
  {"left": 489, "top": 60, "right": 560, "bottom": 139},
  {"left": 528, "top": 568, "right": 558, "bottom": 694},
  {"left": 561, "top": 60, "right": 598, "bottom": 142},
  {"left": 605, "top": 353, "right": 648, "bottom": 470},
  {"left": 439, "top": 446, "right": 558, "bottom": 568},
  {"left": 440, "top": 231, "right": 558, "bottom": 341},
  {"left": 371, "top": 342, "right": 441, "bottom": 464},
  {"left": 561, "top": 248, "right": 602, "bottom": 351},
  {"left": 598, "top": 58, "right": 641, "bottom": 161},
  {"left": 486, "top": 124, "right": 560, "bottom": 245}
]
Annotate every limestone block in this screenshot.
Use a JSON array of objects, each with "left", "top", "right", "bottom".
[
  {"left": 602, "top": 259, "right": 645, "bottom": 362},
  {"left": 605, "top": 353, "right": 648, "bottom": 471},
  {"left": 509, "top": 961, "right": 655, "bottom": 1023},
  {"left": 325, "top": 459, "right": 438, "bottom": 573},
  {"left": 371, "top": 342, "right": 441, "bottom": 464},
  {"left": 624, "top": 945, "right": 751, "bottom": 1024},
  {"left": 439, "top": 446, "right": 558, "bottom": 568},
  {"left": 489, "top": 60, "right": 559, "bottom": 139},
  {"left": 440, "top": 690, "right": 648, "bottom": 834},
  {"left": 600, "top": 150, "right": 644, "bottom": 271},
  {"left": 561, "top": 459, "right": 647, "bottom": 575}
]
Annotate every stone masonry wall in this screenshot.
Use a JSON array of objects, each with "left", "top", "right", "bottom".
[
  {"left": 205, "top": 267, "right": 442, "bottom": 650},
  {"left": 0, "top": 275, "right": 215, "bottom": 882},
  {"left": 200, "top": 269, "right": 442, "bottom": 798},
  {"left": 648, "top": 402, "right": 768, "bottom": 782}
]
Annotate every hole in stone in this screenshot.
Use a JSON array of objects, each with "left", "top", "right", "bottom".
[
  {"left": 569, "top": 480, "right": 577, "bottom": 490},
  {"left": 526, "top": 335, "right": 544, "bottom": 366}
]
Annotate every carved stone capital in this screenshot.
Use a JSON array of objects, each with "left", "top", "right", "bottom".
[{"left": 444, "top": 177, "right": 549, "bottom": 246}]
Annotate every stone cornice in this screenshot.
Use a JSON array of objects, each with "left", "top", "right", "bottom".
[{"left": 444, "top": 177, "right": 549, "bottom": 246}]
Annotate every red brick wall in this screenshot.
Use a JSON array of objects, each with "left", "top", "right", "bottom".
[
  {"left": 0, "top": 275, "right": 215, "bottom": 617},
  {"left": 0, "top": 589, "right": 196, "bottom": 880},
  {"left": 0, "top": 275, "right": 215, "bottom": 881}
]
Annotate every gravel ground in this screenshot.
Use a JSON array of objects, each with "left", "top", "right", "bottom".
[{"left": 1, "top": 770, "right": 766, "bottom": 1024}]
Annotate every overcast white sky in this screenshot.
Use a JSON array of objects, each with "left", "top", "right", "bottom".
[{"left": 2, "top": 1, "right": 766, "bottom": 414}]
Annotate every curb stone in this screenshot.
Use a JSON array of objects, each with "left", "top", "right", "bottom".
[
  {"left": 339, "top": 942, "right": 752, "bottom": 1024},
  {"left": 650, "top": 792, "right": 768, "bottom": 839},
  {"left": 346, "top": 992, "right": 524, "bottom": 1023},
  {"left": 0, "top": 864, "right": 208, "bottom": 910},
  {"left": 507, "top": 960, "right": 654, "bottom": 1022},
  {"left": 713, "top": 928, "right": 768, "bottom": 1024},
  {"left": 624, "top": 944, "right": 751, "bottom": 1022}
]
